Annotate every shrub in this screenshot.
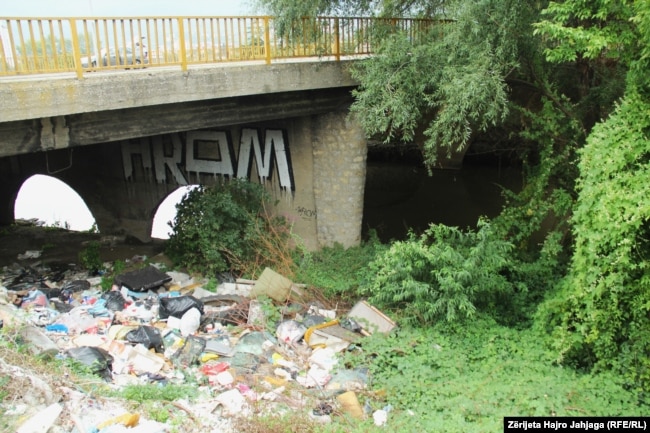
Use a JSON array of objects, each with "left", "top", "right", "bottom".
[
  {"left": 165, "top": 179, "right": 293, "bottom": 278},
  {"left": 536, "top": 93, "right": 650, "bottom": 396},
  {"left": 78, "top": 241, "right": 104, "bottom": 273},
  {"left": 365, "top": 219, "right": 515, "bottom": 325}
]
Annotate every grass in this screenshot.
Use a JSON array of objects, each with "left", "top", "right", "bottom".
[{"left": 293, "top": 231, "right": 387, "bottom": 303}]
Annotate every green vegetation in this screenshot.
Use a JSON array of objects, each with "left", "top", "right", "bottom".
[
  {"left": 78, "top": 240, "right": 104, "bottom": 274},
  {"left": 5, "top": 1, "right": 649, "bottom": 430},
  {"left": 335, "top": 321, "right": 648, "bottom": 432},
  {"left": 252, "top": 0, "right": 650, "bottom": 408},
  {"left": 165, "top": 179, "right": 294, "bottom": 279},
  {"left": 364, "top": 220, "right": 514, "bottom": 324},
  {"left": 115, "top": 383, "right": 199, "bottom": 403},
  {"left": 293, "top": 230, "right": 386, "bottom": 302}
]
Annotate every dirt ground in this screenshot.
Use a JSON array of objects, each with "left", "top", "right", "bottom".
[{"left": 0, "top": 224, "right": 167, "bottom": 269}]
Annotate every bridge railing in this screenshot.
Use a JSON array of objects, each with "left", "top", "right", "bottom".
[{"left": 0, "top": 16, "right": 440, "bottom": 78}]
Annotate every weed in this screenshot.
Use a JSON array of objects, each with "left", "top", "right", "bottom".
[
  {"left": 78, "top": 241, "right": 104, "bottom": 273},
  {"left": 204, "top": 277, "right": 218, "bottom": 292},
  {"left": 142, "top": 401, "right": 171, "bottom": 423},
  {"left": 293, "top": 231, "right": 386, "bottom": 302},
  {"left": 41, "top": 242, "right": 56, "bottom": 251},
  {"left": 113, "top": 383, "right": 198, "bottom": 402},
  {"left": 254, "top": 295, "right": 283, "bottom": 332}
]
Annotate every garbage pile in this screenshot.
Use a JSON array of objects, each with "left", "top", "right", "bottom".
[{"left": 0, "top": 259, "right": 397, "bottom": 432}]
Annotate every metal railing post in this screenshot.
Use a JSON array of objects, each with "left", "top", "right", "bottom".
[
  {"left": 334, "top": 17, "right": 340, "bottom": 61},
  {"left": 178, "top": 18, "right": 187, "bottom": 71},
  {"left": 69, "top": 19, "right": 84, "bottom": 78},
  {"left": 264, "top": 16, "right": 271, "bottom": 65}
]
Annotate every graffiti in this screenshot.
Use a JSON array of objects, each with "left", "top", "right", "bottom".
[
  {"left": 296, "top": 206, "right": 317, "bottom": 219},
  {"left": 121, "top": 128, "right": 294, "bottom": 191}
]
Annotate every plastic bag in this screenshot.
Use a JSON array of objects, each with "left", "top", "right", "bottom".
[
  {"left": 158, "top": 295, "right": 204, "bottom": 319},
  {"left": 125, "top": 326, "right": 164, "bottom": 353},
  {"left": 276, "top": 320, "right": 307, "bottom": 344},
  {"left": 171, "top": 335, "right": 206, "bottom": 367},
  {"left": 101, "top": 290, "right": 127, "bottom": 312},
  {"left": 66, "top": 346, "right": 113, "bottom": 379}
]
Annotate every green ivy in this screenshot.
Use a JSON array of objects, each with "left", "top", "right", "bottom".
[{"left": 537, "top": 93, "right": 650, "bottom": 395}]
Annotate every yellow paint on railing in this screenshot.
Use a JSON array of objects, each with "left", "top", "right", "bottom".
[{"left": 0, "top": 16, "right": 442, "bottom": 77}]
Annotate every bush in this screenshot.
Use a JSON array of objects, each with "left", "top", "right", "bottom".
[
  {"left": 365, "top": 219, "right": 515, "bottom": 325},
  {"left": 78, "top": 241, "right": 104, "bottom": 274},
  {"left": 165, "top": 179, "right": 293, "bottom": 278}
]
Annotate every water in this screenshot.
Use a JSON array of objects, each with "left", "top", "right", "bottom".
[{"left": 362, "top": 160, "right": 522, "bottom": 242}]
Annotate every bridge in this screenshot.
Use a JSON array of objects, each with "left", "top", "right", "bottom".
[{"left": 0, "top": 16, "right": 447, "bottom": 250}]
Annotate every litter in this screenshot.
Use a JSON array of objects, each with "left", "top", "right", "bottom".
[
  {"left": 347, "top": 301, "right": 397, "bottom": 335},
  {"left": 336, "top": 391, "right": 365, "bottom": 420},
  {"left": 114, "top": 265, "right": 172, "bottom": 292},
  {"left": 1, "top": 262, "right": 398, "bottom": 431},
  {"left": 251, "top": 267, "right": 305, "bottom": 302}
]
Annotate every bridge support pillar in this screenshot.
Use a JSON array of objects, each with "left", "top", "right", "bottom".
[{"left": 312, "top": 111, "right": 367, "bottom": 248}]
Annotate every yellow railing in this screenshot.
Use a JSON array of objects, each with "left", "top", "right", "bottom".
[{"left": 0, "top": 16, "right": 441, "bottom": 78}]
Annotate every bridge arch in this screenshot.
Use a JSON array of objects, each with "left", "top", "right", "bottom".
[
  {"left": 151, "top": 185, "right": 199, "bottom": 240},
  {"left": 14, "top": 174, "right": 96, "bottom": 230}
]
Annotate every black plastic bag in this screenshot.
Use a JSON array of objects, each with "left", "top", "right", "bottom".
[
  {"left": 66, "top": 346, "right": 113, "bottom": 380},
  {"left": 101, "top": 290, "right": 127, "bottom": 312},
  {"left": 158, "top": 295, "right": 204, "bottom": 319},
  {"left": 63, "top": 279, "right": 91, "bottom": 293},
  {"left": 114, "top": 266, "right": 172, "bottom": 292},
  {"left": 125, "top": 326, "right": 164, "bottom": 353}
]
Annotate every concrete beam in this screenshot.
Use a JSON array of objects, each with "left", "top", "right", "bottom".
[
  {"left": 0, "top": 60, "right": 358, "bottom": 123},
  {"left": 0, "top": 87, "right": 355, "bottom": 157}
]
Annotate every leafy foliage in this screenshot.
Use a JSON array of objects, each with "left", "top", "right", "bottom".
[
  {"left": 534, "top": 1, "right": 636, "bottom": 64},
  {"left": 78, "top": 240, "right": 104, "bottom": 274},
  {"left": 531, "top": 0, "right": 650, "bottom": 396},
  {"left": 537, "top": 93, "right": 650, "bottom": 395},
  {"left": 349, "top": 0, "right": 529, "bottom": 168},
  {"left": 256, "top": 0, "right": 650, "bottom": 398},
  {"left": 165, "top": 179, "right": 292, "bottom": 278},
  {"left": 365, "top": 220, "right": 514, "bottom": 324}
]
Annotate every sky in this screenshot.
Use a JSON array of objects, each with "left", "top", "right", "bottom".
[{"left": 1, "top": 0, "right": 257, "bottom": 18}]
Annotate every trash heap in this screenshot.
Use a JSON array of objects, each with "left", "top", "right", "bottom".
[{"left": 0, "top": 260, "right": 397, "bottom": 432}]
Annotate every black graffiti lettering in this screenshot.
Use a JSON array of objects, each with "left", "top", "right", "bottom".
[{"left": 296, "top": 206, "right": 317, "bottom": 218}]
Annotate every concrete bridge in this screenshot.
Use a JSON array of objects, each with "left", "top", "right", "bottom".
[{"left": 0, "top": 15, "right": 454, "bottom": 250}]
